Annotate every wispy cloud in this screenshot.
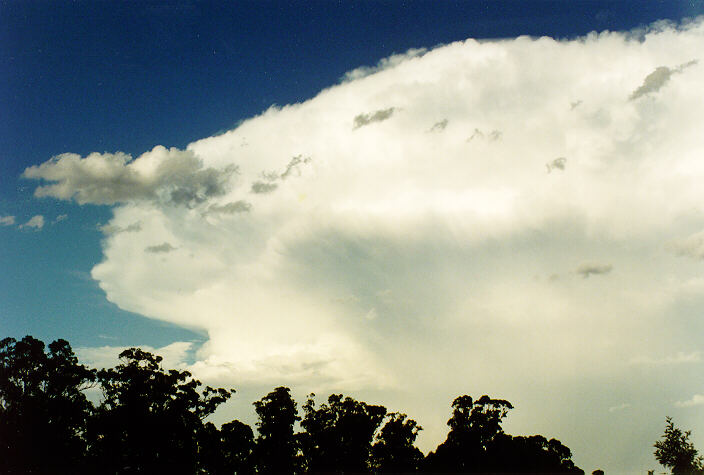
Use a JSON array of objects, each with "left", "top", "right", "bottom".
[
  {"left": 0, "top": 215, "right": 15, "bottom": 226},
  {"left": 629, "top": 59, "right": 698, "bottom": 100},
  {"left": 207, "top": 201, "right": 252, "bottom": 215},
  {"left": 576, "top": 263, "right": 612, "bottom": 278},
  {"left": 608, "top": 403, "right": 631, "bottom": 413},
  {"left": 352, "top": 107, "right": 396, "bottom": 129},
  {"left": 145, "top": 242, "right": 177, "bottom": 254},
  {"left": 250, "top": 181, "right": 278, "bottom": 194},
  {"left": 100, "top": 222, "right": 143, "bottom": 235},
  {"left": 428, "top": 119, "right": 448, "bottom": 132},
  {"left": 546, "top": 157, "right": 566, "bottom": 173}
]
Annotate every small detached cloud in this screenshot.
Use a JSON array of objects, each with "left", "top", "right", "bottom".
[
  {"left": 675, "top": 394, "right": 704, "bottom": 408},
  {"left": 466, "top": 128, "right": 502, "bottom": 142},
  {"left": 576, "top": 263, "right": 612, "bottom": 278},
  {"left": 608, "top": 403, "right": 631, "bottom": 413},
  {"left": 280, "top": 155, "right": 311, "bottom": 180},
  {"left": 54, "top": 214, "right": 68, "bottom": 223},
  {"left": 546, "top": 157, "right": 567, "bottom": 173},
  {"left": 22, "top": 146, "right": 236, "bottom": 207},
  {"left": 19, "top": 215, "right": 44, "bottom": 230},
  {"left": 629, "top": 59, "right": 698, "bottom": 100},
  {"left": 251, "top": 181, "right": 278, "bottom": 194},
  {"left": 207, "top": 200, "right": 252, "bottom": 215},
  {"left": 428, "top": 119, "right": 449, "bottom": 132},
  {"left": 145, "top": 242, "right": 177, "bottom": 254},
  {"left": 353, "top": 107, "right": 396, "bottom": 129},
  {"left": 0, "top": 215, "right": 15, "bottom": 226}
]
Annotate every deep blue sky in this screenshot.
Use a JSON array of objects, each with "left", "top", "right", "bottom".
[{"left": 1, "top": 0, "right": 702, "bottom": 347}]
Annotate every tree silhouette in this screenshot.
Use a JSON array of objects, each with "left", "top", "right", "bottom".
[
  {"left": 253, "top": 386, "right": 301, "bottom": 473},
  {"left": 199, "top": 420, "right": 255, "bottom": 474},
  {"left": 654, "top": 417, "right": 703, "bottom": 474},
  {"left": 1, "top": 336, "right": 591, "bottom": 474},
  {"left": 487, "top": 433, "right": 583, "bottom": 473},
  {"left": 0, "top": 336, "right": 95, "bottom": 473},
  {"left": 424, "top": 394, "right": 513, "bottom": 471},
  {"left": 371, "top": 412, "right": 424, "bottom": 472},
  {"left": 424, "top": 394, "right": 582, "bottom": 473},
  {"left": 88, "top": 347, "right": 232, "bottom": 473},
  {"left": 300, "top": 393, "right": 387, "bottom": 472}
]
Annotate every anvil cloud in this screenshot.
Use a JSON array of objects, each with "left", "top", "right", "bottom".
[{"left": 28, "top": 20, "right": 704, "bottom": 471}]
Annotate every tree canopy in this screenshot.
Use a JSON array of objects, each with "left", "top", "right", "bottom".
[
  {"left": 654, "top": 417, "right": 703, "bottom": 475},
  {"left": 88, "top": 347, "right": 233, "bottom": 473},
  {"left": 0, "top": 335, "right": 592, "bottom": 474},
  {"left": 0, "top": 336, "right": 95, "bottom": 473}
]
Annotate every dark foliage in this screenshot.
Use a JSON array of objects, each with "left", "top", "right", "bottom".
[
  {"left": 1, "top": 335, "right": 589, "bottom": 474},
  {"left": 87, "top": 347, "right": 233, "bottom": 473},
  {"left": 199, "top": 420, "right": 255, "bottom": 474},
  {"left": 371, "top": 412, "right": 424, "bottom": 472},
  {"left": 423, "top": 394, "right": 582, "bottom": 473},
  {"left": 300, "top": 393, "right": 387, "bottom": 472},
  {"left": 253, "top": 386, "right": 302, "bottom": 473},
  {"left": 654, "top": 417, "right": 703, "bottom": 474},
  {"left": 0, "top": 336, "right": 95, "bottom": 474}
]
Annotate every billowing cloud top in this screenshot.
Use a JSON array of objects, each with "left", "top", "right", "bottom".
[{"left": 24, "top": 19, "right": 704, "bottom": 470}]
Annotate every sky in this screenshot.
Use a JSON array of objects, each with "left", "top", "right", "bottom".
[{"left": 2, "top": 1, "right": 704, "bottom": 472}]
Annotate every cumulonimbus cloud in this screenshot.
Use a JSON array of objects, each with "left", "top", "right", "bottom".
[{"left": 24, "top": 19, "right": 704, "bottom": 470}]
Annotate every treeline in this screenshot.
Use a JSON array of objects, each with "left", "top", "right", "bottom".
[{"left": 1, "top": 336, "right": 583, "bottom": 474}]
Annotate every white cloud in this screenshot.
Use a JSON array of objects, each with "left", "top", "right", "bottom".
[
  {"left": 20, "top": 215, "right": 44, "bottom": 230},
  {"left": 54, "top": 214, "right": 68, "bottom": 223},
  {"left": 0, "top": 215, "right": 15, "bottom": 226},
  {"left": 675, "top": 394, "right": 704, "bottom": 407},
  {"left": 26, "top": 19, "right": 704, "bottom": 471},
  {"left": 76, "top": 341, "right": 194, "bottom": 371}
]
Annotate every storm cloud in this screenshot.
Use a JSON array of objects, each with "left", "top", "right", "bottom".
[{"left": 27, "top": 19, "right": 704, "bottom": 472}]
